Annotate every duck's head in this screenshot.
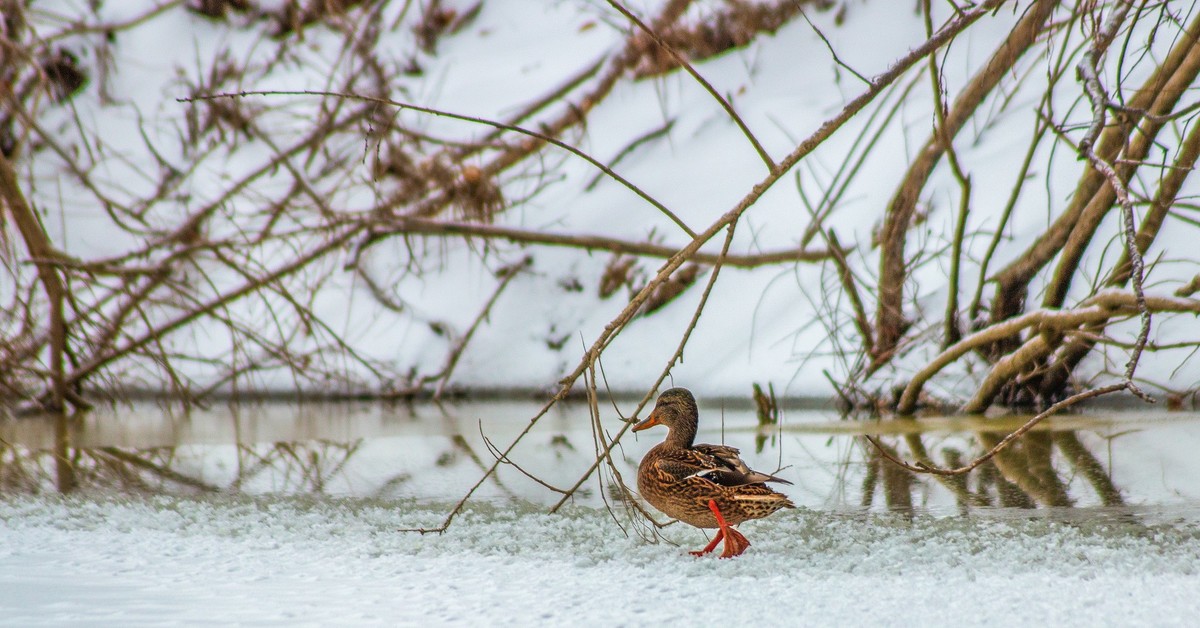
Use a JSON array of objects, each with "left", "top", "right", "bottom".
[{"left": 632, "top": 387, "right": 698, "bottom": 441}]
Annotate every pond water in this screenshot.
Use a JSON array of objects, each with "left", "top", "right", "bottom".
[
  {"left": 3, "top": 401, "right": 1200, "bottom": 625},
  {"left": 3, "top": 400, "right": 1199, "bottom": 521}
]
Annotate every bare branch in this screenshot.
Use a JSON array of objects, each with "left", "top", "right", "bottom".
[
  {"left": 607, "top": 0, "right": 776, "bottom": 171},
  {"left": 369, "top": 216, "right": 837, "bottom": 268},
  {"left": 181, "top": 89, "right": 700, "bottom": 240}
]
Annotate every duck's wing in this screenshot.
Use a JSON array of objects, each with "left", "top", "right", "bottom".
[
  {"left": 647, "top": 446, "right": 726, "bottom": 484},
  {"left": 693, "top": 443, "right": 793, "bottom": 486}
]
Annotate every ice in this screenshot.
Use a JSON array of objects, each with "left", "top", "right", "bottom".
[{"left": 2, "top": 495, "right": 1198, "bottom": 626}]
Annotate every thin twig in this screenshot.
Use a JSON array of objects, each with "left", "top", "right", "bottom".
[
  {"left": 181, "top": 90, "right": 699, "bottom": 239},
  {"left": 824, "top": 230, "right": 874, "bottom": 354},
  {"left": 924, "top": 0, "right": 972, "bottom": 349},
  {"left": 550, "top": 219, "right": 741, "bottom": 514},
  {"left": 1076, "top": 2, "right": 1154, "bottom": 402},
  {"left": 802, "top": 9, "right": 871, "bottom": 85},
  {"left": 1076, "top": 1, "right": 1134, "bottom": 155},
  {"left": 607, "top": 0, "right": 776, "bottom": 171},
  {"left": 479, "top": 426, "right": 571, "bottom": 495},
  {"left": 585, "top": 119, "right": 676, "bottom": 191},
  {"left": 404, "top": 0, "right": 1007, "bottom": 532},
  {"left": 423, "top": 256, "right": 530, "bottom": 399}
]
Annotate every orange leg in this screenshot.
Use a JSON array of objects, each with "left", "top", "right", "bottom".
[
  {"left": 702, "top": 499, "right": 752, "bottom": 559},
  {"left": 690, "top": 528, "right": 725, "bottom": 556}
]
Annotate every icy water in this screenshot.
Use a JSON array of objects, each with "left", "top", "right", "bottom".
[
  {"left": 2, "top": 401, "right": 1200, "bottom": 626},
  {"left": 3, "top": 400, "right": 1199, "bottom": 517}
]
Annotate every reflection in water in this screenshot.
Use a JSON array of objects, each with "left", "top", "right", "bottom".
[
  {"left": 858, "top": 429, "right": 1126, "bottom": 518},
  {"left": 53, "top": 413, "right": 75, "bottom": 493},
  {"left": 1, "top": 403, "right": 1198, "bottom": 522}
]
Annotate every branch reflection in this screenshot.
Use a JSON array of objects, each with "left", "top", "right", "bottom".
[{"left": 0, "top": 404, "right": 1183, "bottom": 523}]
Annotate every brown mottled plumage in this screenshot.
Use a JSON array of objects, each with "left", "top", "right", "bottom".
[{"left": 633, "top": 387, "right": 794, "bottom": 558}]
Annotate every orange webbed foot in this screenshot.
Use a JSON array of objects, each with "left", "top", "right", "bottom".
[
  {"left": 719, "top": 527, "right": 751, "bottom": 558},
  {"left": 690, "top": 528, "right": 724, "bottom": 556},
  {"left": 691, "top": 528, "right": 724, "bottom": 557},
  {"left": 701, "top": 499, "right": 752, "bottom": 559}
]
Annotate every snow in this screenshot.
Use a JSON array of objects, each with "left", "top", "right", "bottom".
[
  {"left": 18, "top": 1, "right": 1199, "bottom": 401},
  {"left": 2, "top": 496, "right": 1199, "bottom": 626}
]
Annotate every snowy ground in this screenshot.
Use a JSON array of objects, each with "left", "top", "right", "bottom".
[{"left": 2, "top": 495, "right": 1199, "bottom": 627}]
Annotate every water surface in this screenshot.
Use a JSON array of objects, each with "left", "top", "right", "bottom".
[{"left": 4, "top": 400, "right": 1198, "bottom": 524}]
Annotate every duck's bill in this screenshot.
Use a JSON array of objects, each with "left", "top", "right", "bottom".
[{"left": 631, "top": 410, "right": 662, "bottom": 432}]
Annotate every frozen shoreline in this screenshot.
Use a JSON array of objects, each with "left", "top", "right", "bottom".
[{"left": 3, "top": 495, "right": 1198, "bottom": 626}]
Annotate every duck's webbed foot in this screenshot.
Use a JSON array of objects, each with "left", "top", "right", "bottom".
[
  {"left": 690, "top": 529, "right": 724, "bottom": 556},
  {"left": 701, "top": 498, "right": 752, "bottom": 559},
  {"left": 720, "top": 527, "right": 750, "bottom": 558}
]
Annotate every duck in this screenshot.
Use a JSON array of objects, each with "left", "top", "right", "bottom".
[{"left": 633, "top": 387, "right": 794, "bottom": 558}]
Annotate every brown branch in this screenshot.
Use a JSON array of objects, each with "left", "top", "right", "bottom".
[
  {"left": 825, "top": 229, "right": 874, "bottom": 354},
  {"left": 182, "top": 89, "right": 700, "bottom": 240},
  {"left": 1177, "top": 275, "right": 1200, "bottom": 298},
  {"left": 873, "top": 0, "right": 1059, "bottom": 366},
  {"left": 0, "top": 151, "right": 68, "bottom": 409},
  {"left": 992, "top": 7, "right": 1200, "bottom": 321},
  {"left": 896, "top": 290, "right": 1200, "bottom": 413},
  {"left": 373, "top": 216, "right": 836, "bottom": 267},
  {"left": 961, "top": 331, "right": 1056, "bottom": 414},
  {"left": 923, "top": 0, "right": 974, "bottom": 349}
]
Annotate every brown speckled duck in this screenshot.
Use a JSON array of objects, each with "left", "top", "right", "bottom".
[{"left": 633, "top": 387, "right": 794, "bottom": 558}]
